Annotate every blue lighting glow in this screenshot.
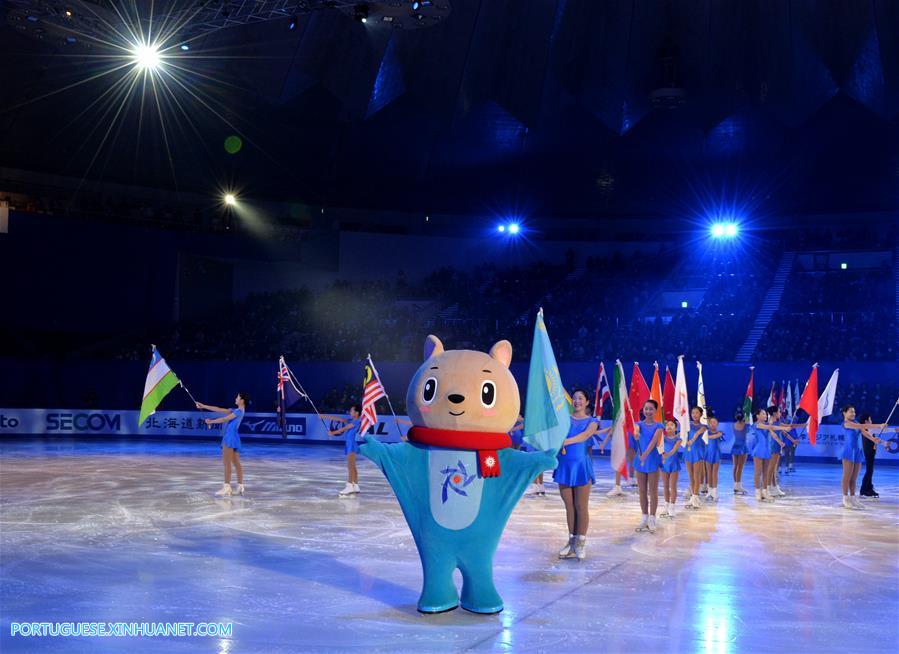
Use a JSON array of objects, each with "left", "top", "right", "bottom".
[
  {"left": 508, "top": 223, "right": 520, "bottom": 234},
  {"left": 497, "top": 225, "right": 506, "bottom": 233}
]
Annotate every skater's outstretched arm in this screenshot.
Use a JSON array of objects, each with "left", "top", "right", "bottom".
[{"left": 196, "top": 402, "right": 231, "bottom": 414}]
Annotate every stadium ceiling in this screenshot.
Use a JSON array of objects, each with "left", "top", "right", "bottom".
[
  {"left": 0, "top": 0, "right": 896, "bottom": 217},
  {"left": 4, "top": 0, "right": 451, "bottom": 43}
]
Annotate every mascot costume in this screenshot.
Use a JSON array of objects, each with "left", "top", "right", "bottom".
[{"left": 360, "top": 335, "right": 557, "bottom": 614}]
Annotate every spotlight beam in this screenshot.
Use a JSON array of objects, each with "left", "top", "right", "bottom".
[
  {"left": 156, "top": 65, "right": 276, "bottom": 164},
  {"left": 73, "top": 72, "right": 143, "bottom": 193},
  {"left": 75, "top": 0, "right": 143, "bottom": 53},
  {"left": 148, "top": 73, "right": 180, "bottom": 189},
  {"left": 54, "top": 66, "right": 142, "bottom": 137},
  {"left": 3, "top": 62, "right": 135, "bottom": 113}
]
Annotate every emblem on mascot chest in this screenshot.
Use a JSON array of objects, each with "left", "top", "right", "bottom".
[
  {"left": 429, "top": 450, "right": 484, "bottom": 530},
  {"left": 440, "top": 460, "right": 477, "bottom": 503}
]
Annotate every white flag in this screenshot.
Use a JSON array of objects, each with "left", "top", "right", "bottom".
[
  {"left": 785, "top": 381, "right": 794, "bottom": 421},
  {"left": 818, "top": 368, "right": 839, "bottom": 423},
  {"left": 674, "top": 355, "right": 690, "bottom": 445},
  {"left": 697, "top": 360, "right": 709, "bottom": 442}
]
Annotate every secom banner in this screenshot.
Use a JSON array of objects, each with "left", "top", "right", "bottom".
[{"left": 0, "top": 409, "right": 407, "bottom": 443}]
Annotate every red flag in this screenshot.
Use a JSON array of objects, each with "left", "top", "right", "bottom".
[
  {"left": 798, "top": 365, "right": 820, "bottom": 446},
  {"left": 767, "top": 381, "right": 776, "bottom": 409},
  {"left": 663, "top": 366, "right": 675, "bottom": 421},
  {"left": 629, "top": 362, "right": 651, "bottom": 428}
]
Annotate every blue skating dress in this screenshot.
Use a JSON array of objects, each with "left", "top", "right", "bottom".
[
  {"left": 683, "top": 423, "right": 706, "bottom": 463},
  {"left": 839, "top": 423, "right": 865, "bottom": 464},
  {"left": 221, "top": 408, "right": 244, "bottom": 450},
  {"left": 633, "top": 420, "right": 662, "bottom": 473},
  {"left": 553, "top": 416, "right": 596, "bottom": 487},
  {"left": 704, "top": 431, "right": 723, "bottom": 464},
  {"left": 731, "top": 425, "right": 749, "bottom": 456},
  {"left": 768, "top": 420, "right": 783, "bottom": 456},
  {"left": 660, "top": 433, "right": 682, "bottom": 473},
  {"left": 345, "top": 418, "right": 362, "bottom": 455},
  {"left": 750, "top": 425, "right": 771, "bottom": 460}
]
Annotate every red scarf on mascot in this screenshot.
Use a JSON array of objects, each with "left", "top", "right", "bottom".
[{"left": 407, "top": 426, "right": 512, "bottom": 478}]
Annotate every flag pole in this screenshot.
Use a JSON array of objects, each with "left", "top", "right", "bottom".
[
  {"left": 368, "top": 354, "right": 404, "bottom": 440},
  {"left": 283, "top": 359, "right": 330, "bottom": 432},
  {"left": 872, "top": 394, "right": 899, "bottom": 446}
]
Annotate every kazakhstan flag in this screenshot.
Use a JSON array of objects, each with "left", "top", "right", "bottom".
[{"left": 523, "top": 309, "right": 570, "bottom": 455}]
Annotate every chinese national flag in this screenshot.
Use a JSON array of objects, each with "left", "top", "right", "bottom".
[{"left": 798, "top": 365, "right": 819, "bottom": 445}]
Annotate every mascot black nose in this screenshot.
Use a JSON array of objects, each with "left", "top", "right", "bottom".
[{"left": 447, "top": 394, "right": 465, "bottom": 404}]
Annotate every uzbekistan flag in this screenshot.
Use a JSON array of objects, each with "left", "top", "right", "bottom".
[{"left": 139, "top": 346, "right": 181, "bottom": 425}]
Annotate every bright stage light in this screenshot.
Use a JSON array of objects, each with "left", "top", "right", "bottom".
[
  {"left": 710, "top": 222, "right": 738, "bottom": 239},
  {"left": 132, "top": 44, "right": 161, "bottom": 71},
  {"left": 224, "top": 193, "right": 237, "bottom": 206},
  {"left": 497, "top": 225, "right": 506, "bottom": 233},
  {"left": 508, "top": 223, "right": 520, "bottom": 234}
]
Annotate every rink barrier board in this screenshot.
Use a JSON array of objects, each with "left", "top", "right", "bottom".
[{"left": 1, "top": 409, "right": 897, "bottom": 464}]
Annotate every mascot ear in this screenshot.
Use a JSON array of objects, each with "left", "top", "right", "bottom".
[
  {"left": 424, "top": 335, "right": 444, "bottom": 361},
  {"left": 489, "top": 340, "right": 513, "bottom": 368}
]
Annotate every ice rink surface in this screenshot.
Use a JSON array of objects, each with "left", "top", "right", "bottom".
[{"left": 1, "top": 439, "right": 897, "bottom": 653}]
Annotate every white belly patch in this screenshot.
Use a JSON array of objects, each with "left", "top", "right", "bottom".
[{"left": 428, "top": 450, "right": 483, "bottom": 530}]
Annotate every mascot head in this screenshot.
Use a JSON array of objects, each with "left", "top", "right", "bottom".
[{"left": 406, "top": 335, "right": 520, "bottom": 433}]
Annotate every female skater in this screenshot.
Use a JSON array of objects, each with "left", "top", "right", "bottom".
[
  {"left": 326, "top": 404, "right": 363, "bottom": 497},
  {"left": 767, "top": 405, "right": 799, "bottom": 497},
  {"left": 196, "top": 392, "right": 249, "bottom": 497},
  {"left": 703, "top": 414, "right": 725, "bottom": 502},
  {"left": 658, "top": 418, "right": 682, "bottom": 519},
  {"left": 683, "top": 406, "right": 708, "bottom": 510},
  {"left": 634, "top": 400, "right": 663, "bottom": 533},
  {"left": 731, "top": 411, "right": 750, "bottom": 495},
  {"left": 750, "top": 407, "right": 792, "bottom": 502},
  {"left": 555, "top": 390, "right": 599, "bottom": 560},
  {"left": 838, "top": 405, "right": 893, "bottom": 509}
]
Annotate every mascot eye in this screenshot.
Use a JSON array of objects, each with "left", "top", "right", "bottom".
[
  {"left": 422, "top": 377, "right": 438, "bottom": 404},
  {"left": 480, "top": 381, "right": 496, "bottom": 408}
]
